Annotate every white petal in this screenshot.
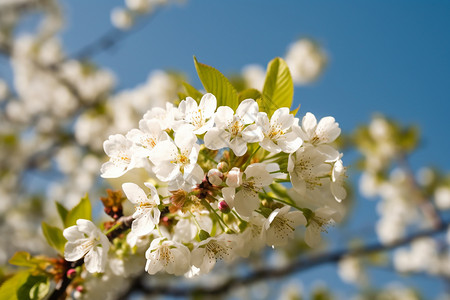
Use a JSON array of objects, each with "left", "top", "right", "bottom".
[
  {"left": 76, "top": 219, "right": 97, "bottom": 235},
  {"left": 234, "top": 189, "right": 260, "bottom": 217},
  {"left": 199, "top": 93, "right": 217, "bottom": 118},
  {"left": 204, "top": 128, "right": 230, "bottom": 150},
  {"left": 302, "top": 112, "right": 317, "bottom": 138},
  {"left": 214, "top": 106, "right": 234, "bottom": 128},
  {"left": 229, "top": 137, "right": 248, "bottom": 156},
  {"left": 123, "top": 183, "right": 146, "bottom": 205},
  {"left": 236, "top": 99, "right": 259, "bottom": 124},
  {"left": 84, "top": 246, "right": 106, "bottom": 273},
  {"left": 242, "top": 124, "right": 264, "bottom": 143}
]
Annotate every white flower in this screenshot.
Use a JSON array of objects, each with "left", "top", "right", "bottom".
[
  {"left": 145, "top": 238, "right": 191, "bottom": 276},
  {"left": 227, "top": 163, "right": 273, "bottom": 218},
  {"left": 101, "top": 134, "right": 137, "bottom": 178},
  {"left": 122, "top": 182, "right": 161, "bottom": 238},
  {"left": 285, "top": 39, "right": 327, "bottom": 85},
  {"left": 287, "top": 144, "right": 336, "bottom": 195},
  {"left": 176, "top": 93, "right": 217, "bottom": 134},
  {"left": 234, "top": 214, "right": 266, "bottom": 257},
  {"left": 295, "top": 112, "right": 341, "bottom": 145},
  {"left": 191, "top": 235, "right": 235, "bottom": 274},
  {"left": 435, "top": 186, "right": 450, "bottom": 210},
  {"left": 204, "top": 99, "right": 263, "bottom": 156},
  {"left": 149, "top": 127, "right": 203, "bottom": 189},
  {"left": 264, "top": 206, "right": 306, "bottom": 247},
  {"left": 63, "top": 219, "right": 110, "bottom": 273},
  {"left": 305, "top": 207, "right": 338, "bottom": 247},
  {"left": 256, "top": 107, "right": 302, "bottom": 153},
  {"left": 126, "top": 119, "right": 169, "bottom": 158},
  {"left": 143, "top": 102, "right": 178, "bottom": 131},
  {"left": 331, "top": 158, "right": 347, "bottom": 202},
  {"left": 242, "top": 64, "right": 266, "bottom": 90},
  {"left": 111, "top": 7, "right": 133, "bottom": 30}
]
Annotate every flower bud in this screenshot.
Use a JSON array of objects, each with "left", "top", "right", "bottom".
[
  {"left": 76, "top": 286, "right": 84, "bottom": 293},
  {"left": 217, "top": 161, "right": 229, "bottom": 172},
  {"left": 226, "top": 167, "right": 242, "bottom": 187},
  {"left": 207, "top": 168, "right": 223, "bottom": 186},
  {"left": 218, "top": 200, "right": 231, "bottom": 214},
  {"left": 67, "top": 268, "right": 77, "bottom": 279}
]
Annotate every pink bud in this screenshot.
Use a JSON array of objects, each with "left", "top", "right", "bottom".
[
  {"left": 218, "top": 200, "right": 231, "bottom": 214},
  {"left": 66, "top": 268, "right": 77, "bottom": 279},
  {"left": 76, "top": 286, "right": 84, "bottom": 293}
]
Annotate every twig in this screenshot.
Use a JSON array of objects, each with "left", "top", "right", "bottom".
[{"left": 126, "top": 220, "right": 449, "bottom": 297}]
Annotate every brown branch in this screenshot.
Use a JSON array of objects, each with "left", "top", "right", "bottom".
[{"left": 123, "top": 220, "right": 449, "bottom": 298}]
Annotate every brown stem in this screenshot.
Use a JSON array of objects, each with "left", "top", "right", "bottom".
[{"left": 120, "top": 220, "right": 449, "bottom": 297}]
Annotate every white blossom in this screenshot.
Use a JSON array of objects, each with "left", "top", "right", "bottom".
[
  {"left": 176, "top": 93, "right": 217, "bottom": 134},
  {"left": 295, "top": 112, "right": 341, "bottom": 145},
  {"left": 145, "top": 237, "right": 191, "bottom": 276},
  {"left": 264, "top": 206, "right": 306, "bottom": 247},
  {"left": 101, "top": 134, "right": 138, "bottom": 178},
  {"left": 149, "top": 127, "right": 203, "bottom": 189},
  {"left": 227, "top": 163, "right": 273, "bottom": 218},
  {"left": 122, "top": 182, "right": 161, "bottom": 238},
  {"left": 126, "top": 119, "right": 169, "bottom": 158},
  {"left": 191, "top": 235, "right": 235, "bottom": 274},
  {"left": 204, "top": 99, "right": 263, "bottom": 156},
  {"left": 305, "top": 207, "right": 338, "bottom": 247},
  {"left": 63, "top": 219, "right": 110, "bottom": 273},
  {"left": 256, "top": 107, "right": 302, "bottom": 153}
]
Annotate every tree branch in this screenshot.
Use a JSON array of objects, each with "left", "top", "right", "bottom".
[{"left": 127, "top": 220, "right": 449, "bottom": 297}]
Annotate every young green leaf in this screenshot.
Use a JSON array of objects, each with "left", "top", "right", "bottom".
[
  {"left": 261, "top": 57, "right": 294, "bottom": 116},
  {"left": 55, "top": 201, "right": 68, "bottom": 225},
  {"left": 0, "top": 270, "right": 30, "bottom": 300},
  {"left": 28, "top": 277, "right": 50, "bottom": 300},
  {"left": 291, "top": 104, "right": 301, "bottom": 116},
  {"left": 9, "top": 252, "right": 35, "bottom": 268},
  {"left": 193, "top": 57, "right": 239, "bottom": 110},
  {"left": 41, "top": 222, "right": 66, "bottom": 255},
  {"left": 182, "top": 82, "right": 203, "bottom": 101},
  {"left": 64, "top": 194, "right": 92, "bottom": 228},
  {"left": 238, "top": 88, "right": 262, "bottom": 103},
  {"left": 17, "top": 275, "right": 48, "bottom": 300}
]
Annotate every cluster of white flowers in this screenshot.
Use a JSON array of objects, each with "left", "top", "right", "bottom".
[
  {"left": 393, "top": 237, "right": 450, "bottom": 277},
  {"left": 63, "top": 92, "right": 346, "bottom": 276}
]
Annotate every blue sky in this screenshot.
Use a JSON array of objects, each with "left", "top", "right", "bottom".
[{"left": 8, "top": 0, "right": 450, "bottom": 298}]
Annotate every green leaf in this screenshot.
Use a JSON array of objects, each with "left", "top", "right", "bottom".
[
  {"left": 238, "top": 88, "right": 262, "bottom": 102},
  {"left": 28, "top": 277, "right": 49, "bottom": 300},
  {"left": 182, "top": 82, "right": 203, "bottom": 101},
  {"left": 55, "top": 201, "right": 68, "bottom": 225},
  {"left": 193, "top": 56, "right": 239, "bottom": 110},
  {"left": 64, "top": 194, "right": 92, "bottom": 228},
  {"left": 261, "top": 57, "right": 294, "bottom": 116},
  {"left": 0, "top": 271, "right": 30, "bottom": 300},
  {"left": 41, "top": 222, "right": 66, "bottom": 255},
  {"left": 9, "top": 252, "right": 35, "bottom": 268},
  {"left": 290, "top": 104, "right": 301, "bottom": 116}
]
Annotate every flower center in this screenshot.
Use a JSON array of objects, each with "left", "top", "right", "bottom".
[
  {"left": 227, "top": 119, "right": 244, "bottom": 138},
  {"left": 156, "top": 245, "right": 174, "bottom": 267}
]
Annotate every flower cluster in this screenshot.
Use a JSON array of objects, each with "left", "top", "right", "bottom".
[{"left": 63, "top": 92, "right": 347, "bottom": 276}]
